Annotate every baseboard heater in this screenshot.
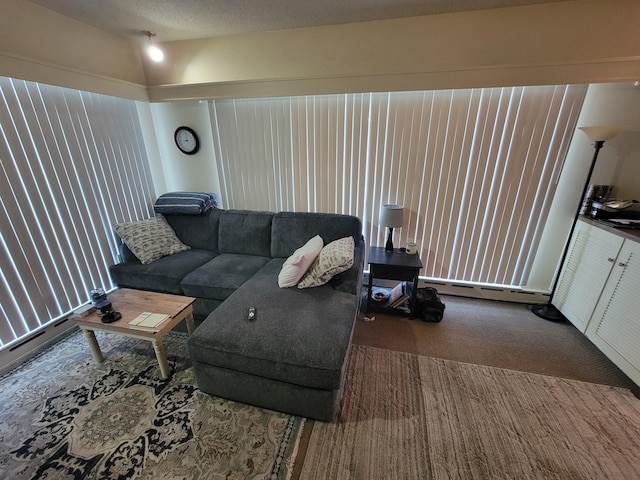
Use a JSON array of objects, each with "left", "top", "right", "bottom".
[
  {"left": 1, "top": 317, "right": 75, "bottom": 376},
  {"left": 364, "top": 272, "right": 549, "bottom": 304},
  {"left": 417, "top": 279, "right": 549, "bottom": 304}
]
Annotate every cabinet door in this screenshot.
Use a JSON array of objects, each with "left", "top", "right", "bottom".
[
  {"left": 586, "top": 240, "right": 640, "bottom": 385},
  {"left": 553, "top": 221, "right": 623, "bottom": 332}
]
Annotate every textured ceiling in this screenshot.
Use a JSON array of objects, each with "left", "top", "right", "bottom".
[{"left": 26, "top": 0, "right": 566, "bottom": 42}]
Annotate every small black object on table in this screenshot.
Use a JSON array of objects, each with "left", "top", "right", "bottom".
[{"left": 367, "top": 246, "right": 423, "bottom": 319}]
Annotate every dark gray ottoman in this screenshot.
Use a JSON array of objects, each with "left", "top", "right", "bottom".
[{"left": 187, "top": 258, "right": 358, "bottom": 421}]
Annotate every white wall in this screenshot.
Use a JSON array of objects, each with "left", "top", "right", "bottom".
[
  {"left": 582, "top": 83, "right": 640, "bottom": 199},
  {"left": 144, "top": 0, "right": 640, "bottom": 101},
  {"left": 0, "top": 0, "right": 147, "bottom": 100},
  {"left": 147, "top": 101, "right": 222, "bottom": 198},
  {"left": 135, "top": 102, "right": 167, "bottom": 195},
  {"left": 4, "top": 0, "right": 638, "bottom": 103},
  {"left": 527, "top": 82, "right": 640, "bottom": 291}
]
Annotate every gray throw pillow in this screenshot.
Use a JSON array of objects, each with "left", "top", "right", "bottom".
[{"left": 114, "top": 215, "right": 190, "bottom": 264}]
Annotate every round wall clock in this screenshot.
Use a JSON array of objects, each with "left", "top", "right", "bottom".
[{"left": 174, "top": 126, "right": 200, "bottom": 155}]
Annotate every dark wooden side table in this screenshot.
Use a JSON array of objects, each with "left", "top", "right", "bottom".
[{"left": 367, "top": 246, "right": 423, "bottom": 319}]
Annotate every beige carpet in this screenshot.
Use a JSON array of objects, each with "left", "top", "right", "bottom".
[
  {"left": 299, "top": 345, "right": 640, "bottom": 479},
  {"left": 354, "top": 295, "right": 638, "bottom": 391}
]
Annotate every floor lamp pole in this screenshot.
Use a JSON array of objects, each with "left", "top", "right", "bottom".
[{"left": 532, "top": 140, "right": 605, "bottom": 321}]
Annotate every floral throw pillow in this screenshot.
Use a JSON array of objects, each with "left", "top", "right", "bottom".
[
  {"left": 298, "top": 236, "right": 355, "bottom": 289},
  {"left": 114, "top": 215, "right": 190, "bottom": 264}
]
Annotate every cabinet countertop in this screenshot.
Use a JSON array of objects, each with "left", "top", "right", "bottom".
[{"left": 579, "top": 216, "right": 640, "bottom": 243}]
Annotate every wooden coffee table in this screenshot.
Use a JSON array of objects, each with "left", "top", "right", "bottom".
[{"left": 74, "top": 288, "right": 196, "bottom": 379}]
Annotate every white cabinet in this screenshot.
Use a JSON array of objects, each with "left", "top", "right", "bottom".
[
  {"left": 553, "top": 218, "right": 640, "bottom": 386},
  {"left": 586, "top": 239, "right": 640, "bottom": 385},
  {"left": 554, "top": 220, "right": 624, "bottom": 332}
]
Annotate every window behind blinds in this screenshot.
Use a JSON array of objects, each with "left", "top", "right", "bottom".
[
  {"left": 0, "top": 77, "right": 155, "bottom": 350},
  {"left": 209, "top": 85, "right": 587, "bottom": 288}
]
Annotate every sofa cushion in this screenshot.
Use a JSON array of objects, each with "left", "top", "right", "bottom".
[
  {"left": 188, "top": 258, "right": 357, "bottom": 391},
  {"left": 218, "top": 210, "right": 273, "bottom": 257},
  {"left": 298, "top": 236, "right": 355, "bottom": 289},
  {"left": 114, "top": 215, "right": 190, "bottom": 264},
  {"left": 271, "top": 211, "right": 362, "bottom": 258},
  {"left": 165, "top": 208, "right": 222, "bottom": 253},
  {"left": 180, "top": 253, "right": 271, "bottom": 301},
  {"left": 109, "top": 249, "right": 216, "bottom": 294},
  {"left": 278, "top": 235, "right": 323, "bottom": 288}
]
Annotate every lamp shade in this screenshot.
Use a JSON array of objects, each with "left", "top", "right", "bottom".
[
  {"left": 380, "top": 204, "right": 404, "bottom": 228},
  {"left": 578, "top": 125, "right": 626, "bottom": 142}
]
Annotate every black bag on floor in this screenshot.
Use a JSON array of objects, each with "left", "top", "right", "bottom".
[{"left": 414, "top": 287, "right": 445, "bottom": 322}]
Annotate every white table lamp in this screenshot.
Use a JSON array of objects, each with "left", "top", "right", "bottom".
[{"left": 380, "top": 204, "right": 404, "bottom": 252}]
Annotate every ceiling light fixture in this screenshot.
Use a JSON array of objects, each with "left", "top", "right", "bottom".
[{"left": 143, "top": 30, "right": 164, "bottom": 63}]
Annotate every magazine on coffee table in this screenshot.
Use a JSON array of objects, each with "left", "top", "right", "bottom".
[{"left": 129, "top": 312, "right": 170, "bottom": 330}]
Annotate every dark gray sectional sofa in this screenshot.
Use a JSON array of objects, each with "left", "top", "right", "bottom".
[{"left": 109, "top": 208, "right": 364, "bottom": 421}]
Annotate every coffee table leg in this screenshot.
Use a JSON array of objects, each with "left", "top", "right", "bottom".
[
  {"left": 152, "top": 339, "right": 171, "bottom": 379},
  {"left": 82, "top": 329, "right": 104, "bottom": 363},
  {"left": 185, "top": 313, "right": 195, "bottom": 334}
]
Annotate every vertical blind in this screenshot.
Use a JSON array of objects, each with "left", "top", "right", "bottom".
[
  {"left": 209, "top": 85, "right": 587, "bottom": 288},
  {"left": 0, "top": 77, "right": 155, "bottom": 349}
]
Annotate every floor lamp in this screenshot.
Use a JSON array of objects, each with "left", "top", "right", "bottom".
[{"left": 533, "top": 125, "right": 626, "bottom": 321}]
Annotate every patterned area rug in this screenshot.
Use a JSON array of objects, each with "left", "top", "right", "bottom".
[
  {"left": 301, "top": 345, "right": 640, "bottom": 479},
  {"left": 0, "top": 330, "right": 303, "bottom": 479}
]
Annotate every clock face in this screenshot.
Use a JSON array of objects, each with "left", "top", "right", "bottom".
[{"left": 174, "top": 126, "right": 200, "bottom": 155}]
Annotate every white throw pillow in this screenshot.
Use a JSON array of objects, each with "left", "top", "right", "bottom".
[
  {"left": 278, "top": 235, "right": 324, "bottom": 288},
  {"left": 298, "top": 236, "right": 355, "bottom": 289},
  {"left": 114, "top": 215, "right": 190, "bottom": 265}
]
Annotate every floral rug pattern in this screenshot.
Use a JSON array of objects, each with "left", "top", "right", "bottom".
[{"left": 0, "top": 330, "right": 303, "bottom": 479}]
